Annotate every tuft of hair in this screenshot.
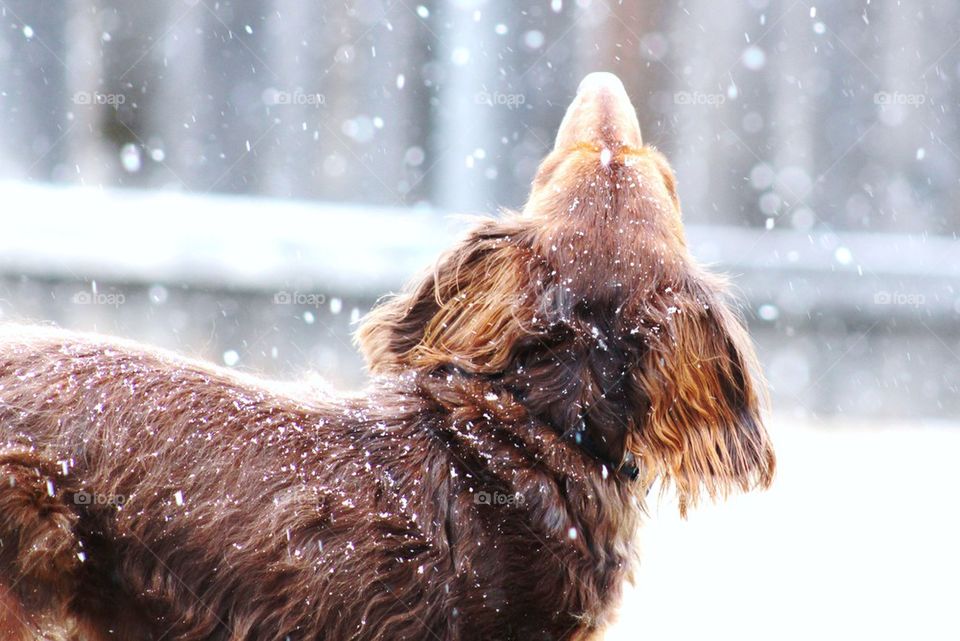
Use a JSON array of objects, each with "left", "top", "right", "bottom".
[{"left": 356, "top": 218, "right": 538, "bottom": 375}]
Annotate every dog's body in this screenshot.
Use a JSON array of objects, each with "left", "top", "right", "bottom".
[
  {"left": 0, "top": 329, "right": 632, "bottom": 640},
  {"left": 0, "top": 73, "right": 774, "bottom": 641}
]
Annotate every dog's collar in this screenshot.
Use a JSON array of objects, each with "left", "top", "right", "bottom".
[
  {"left": 438, "top": 369, "right": 642, "bottom": 483},
  {"left": 566, "top": 422, "right": 640, "bottom": 482},
  {"left": 495, "top": 380, "right": 640, "bottom": 482}
]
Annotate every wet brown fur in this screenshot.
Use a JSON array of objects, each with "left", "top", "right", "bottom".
[{"left": 0, "top": 84, "right": 773, "bottom": 641}]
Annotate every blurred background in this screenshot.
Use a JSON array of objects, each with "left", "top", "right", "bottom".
[{"left": 1, "top": 1, "right": 958, "bottom": 639}]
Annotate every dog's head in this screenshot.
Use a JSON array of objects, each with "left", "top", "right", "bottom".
[{"left": 358, "top": 72, "right": 774, "bottom": 510}]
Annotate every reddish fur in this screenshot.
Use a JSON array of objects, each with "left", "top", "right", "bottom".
[{"left": 0, "top": 74, "right": 773, "bottom": 640}]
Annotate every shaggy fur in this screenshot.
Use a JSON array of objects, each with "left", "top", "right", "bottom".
[{"left": 0, "top": 73, "right": 774, "bottom": 641}]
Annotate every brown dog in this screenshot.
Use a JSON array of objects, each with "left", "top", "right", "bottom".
[{"left": 0, "top": 73, "right": 774, "bottom": 641}]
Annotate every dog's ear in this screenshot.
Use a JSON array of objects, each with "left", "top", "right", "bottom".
[
  {"left": 626, "top": 269, "right": 775, "bottom": 512},
  {"left": 356, "top": 218, "right": 536, "bottom": 374}
]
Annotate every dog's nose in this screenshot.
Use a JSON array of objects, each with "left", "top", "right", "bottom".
[
  {"left": 554, "top": 72, "right": 643, "bottom": 151},
  {"left": 576, "top": 71, "right": 625, "bottom": 95}
]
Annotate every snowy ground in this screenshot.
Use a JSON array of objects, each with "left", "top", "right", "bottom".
[{"left": 606, "top": 418, "right": 960, "bottom": 641}]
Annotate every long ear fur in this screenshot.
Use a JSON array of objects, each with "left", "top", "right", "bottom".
[
  {"left": 627, "top": 269, "right": 775, "bottom": 512},
  {"left": 356, "top": 219, "right": 539, "bottom": 375}
]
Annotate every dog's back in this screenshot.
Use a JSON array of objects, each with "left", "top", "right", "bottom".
[{"left": 0, "top": 327, "right": 427, "bottom": 639}]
